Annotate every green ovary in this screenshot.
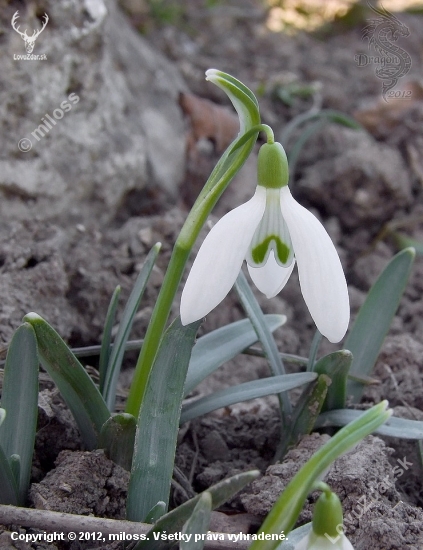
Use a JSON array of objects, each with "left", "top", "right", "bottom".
[{"left": 251, "top": 235, "right": 291, "bottom": 265}]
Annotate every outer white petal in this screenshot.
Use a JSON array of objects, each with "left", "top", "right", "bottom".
[
  {"left": 294, "top": 532, "right": 354, "bottom": 550},
  {"left": 248, "top": 250, "right": 295, "bottom": 298},
  {"left": 280, "top": 187, "right": 350, "bottom": 343},
  {"left": 180, "top": 187, "right": 266, "bottom": 325}
]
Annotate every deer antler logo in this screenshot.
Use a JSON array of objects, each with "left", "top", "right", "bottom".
[{"left": 11, "top": 11, "right": 49, "bottom": 54}]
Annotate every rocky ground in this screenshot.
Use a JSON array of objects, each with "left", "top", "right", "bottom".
[{"left": 1, "top": 1, "right": 423, "bottom": 548}]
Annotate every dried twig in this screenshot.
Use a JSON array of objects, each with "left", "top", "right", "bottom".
[{"left": 0, "top": 505, "right": 250, "bottom": 550}]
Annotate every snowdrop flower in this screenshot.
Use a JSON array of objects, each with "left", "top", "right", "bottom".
[
  {"left": 294, "top": 531, "right": 354, "bottom": 550},
  {"left": 295, "top": 488, "right": 354, "bottom": 550},
  {"left": 180, "top": 141, "right": 349, "bottom": 343}
]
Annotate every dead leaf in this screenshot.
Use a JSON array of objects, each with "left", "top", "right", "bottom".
[
  {"left": 354, "top": 79, "right": 423, "bottom": 137},
  {"left": 179, "top": 92, "right": 239, "bottom": 155}
]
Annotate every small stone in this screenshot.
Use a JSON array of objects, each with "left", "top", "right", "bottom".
[
  {"left": 138, "top": 226, "right": 153, "bottom": 247},
  {"left": 201, "top": 431, "right": 230, "bottom": 461}
]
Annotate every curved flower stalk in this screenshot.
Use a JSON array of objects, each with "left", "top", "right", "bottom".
[
  {"left": 181, "top": 140, "right": 350, "bottom": 343},
  {"left": 125, "top": 69, "right": 262, "bottom": 417},
  {"left": 294, "top": 483, "right": 354, "bottom": 550}
]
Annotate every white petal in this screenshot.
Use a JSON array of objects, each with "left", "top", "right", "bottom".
[
  {"left": 293, "top": 533, "right": 310, "bottom": 550},
  {"left": 248, "top": 250, "right": 295, "bottom": 298},
  {"left": 180, "top": 187, "right": 266, "bottom": 325},
  {"left": 294, "top": 532, "right": 354, "bottom": 550},
  {"left": 280, "top": 187, "right": 350, "bottom": 343}
]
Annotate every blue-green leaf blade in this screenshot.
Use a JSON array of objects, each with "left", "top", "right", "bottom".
[
  {"left": 23, "top": 313, "right": 111, "bottom": 450},
  {"left": 235, "top": 273, "right": 285, "bottom": 377},
  {"left": 133, "top": 470, "right": 260, "bottom": 550},
  {"left": 0, "top": 444, "right": 19, "bottom": 505},
  {"left": 144, "top": 501, "right": 167, "bottom": 524},
  {"left": 345, "top": 248, "right": 415, "bottom": 402},
  {"left": 180, "top": 373, "right": 316, "bottom": 424},
  {"left": 0, "top": 323, "right": 39, "bottom": 503},
  {"left": 389, "top": 231, "right": 423, "bottom": 256},
  {"left": 316, "top": 409, "right": 423, "bottom": 439},
  {"left": 314, "top": 350, "right": 352, "bottom": 411},
  {"left": 104, "top": 243, "right": 161, "bottom": 410},
  {"left": 98, "top": 413, "right": 136, "bottom": 471},
  {"left": 181, "top": 492, "right": 212, "bottom": 550},
  {"left": 99, "top": 285, "right": 121, "bottom": 393},
  {"left": 280, "top": 108, "right": 361, "bottom": 146},
  {"left": 234, "top": 271, "right": 292, "bottom": 422},
  {"left": 184, "top": 314, "right": 286, "bottom": 396},
  {"left": 284, "top": 374, "right": 330, "bottom": 456},
  {"left": 126, "top": 317, "right": 200, "bottom": 522}
]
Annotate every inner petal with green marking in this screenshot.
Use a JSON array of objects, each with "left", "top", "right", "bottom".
[{"left": 246, "top": 188, "right": 294, "bottom": 268}]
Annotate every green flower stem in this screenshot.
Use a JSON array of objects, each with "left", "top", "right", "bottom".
[
  {"left": 125, "top": 120, "right": 268, "bottom": 416},
  {"left": 125, "top": 245, "right": 189, "bottom": 415},
  {"left": 249, "top": 400, "right": 392, "bottom": 550},
  {"left": 312, "top": 480, "right": 332, "bottom": 496}
]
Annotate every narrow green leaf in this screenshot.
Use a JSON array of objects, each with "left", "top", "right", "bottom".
[
  {"left": 234, "top": 271, "right": 292, "bottom": 422},
  {"left": 184, "top": 314, "right": 286, "bottom": 396},
  {"left": 99, "top": 285, "right": 121, "bottom": 393},
  {"left": 288, "top": 118, "right": 327, "bottom": 180},
  {"left": 280, "top": 108, "right": 362, "bottom": 146},
  {"left": 104, "top": 243, "right": 161, "bottom": 411},
  {"left": 243, "top": 348, "right": 309, "bottom": 367},
  {"left": 284, "top": 111, "right": 362, "bottom": 182},
  {"left": 145, "top": 501, "right": 167, "bottom": 524},
  {"left": 181, "top": 373, "right": 316, "bottom": 424},
  {"left": 390, "top": 231, "right": 423, "bottom": 256},
  {"left": 249, "top": 402, "right": 391, "bottom": 550},
  {"left": 133, "top": 470, "right": 260, "bottom": 550},
  {"left": 345, "top": 248, "right": 415, "bottom": 402},
  {"left": 98, "top": 413, "right": 136, "bottom": 471},
  {"left": 9, "top": 455, "right": 20, "bottom": 487},
  {"left": 283, "top": 374, "right": 330, "bottom": 457},
  {"left": 23, "top": 313, "right": 111, "bottom": 450},
  {"left": 71, "top": 339, "right": 144, "bottom": 359},
  {"left": 307, "top": 329, "right": 322, "bottom": 372},
  {"left": 127, "top": 317, "right": 201, "bottom": 522},
  {"left": 0, "top": 445, "right": 18, "bottom": 505},
  {"left": 314, "top": 350, "right": 352, "bottom": 411},
  {"left": 347, "top": 372, "right": 379, "bottom": 385},
  {"left": 181, "top": 492, "right": 212, "bottom": 550},
  {"left": 315, "top": 409, "right": 423, "bottom": 439},
  {"left": 0, "top": 323, "right": 38, "bottom": 503}
]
